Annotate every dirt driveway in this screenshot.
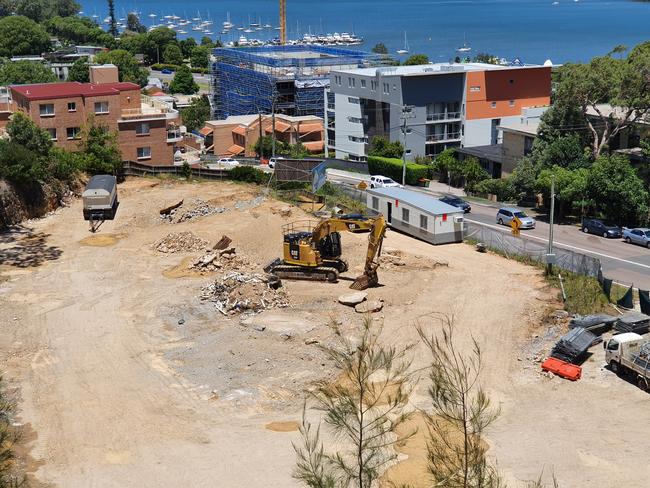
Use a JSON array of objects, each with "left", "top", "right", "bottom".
[{"left": 0, "top": 178, "right": 648, "bottom": 487}]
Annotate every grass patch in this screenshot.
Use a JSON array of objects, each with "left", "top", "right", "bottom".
[
  {"left": 466, "top": 238, "right": 613, "bottom": 315},
  {"left": 0, "top": 377, "right": 25, "bottom": 487}
]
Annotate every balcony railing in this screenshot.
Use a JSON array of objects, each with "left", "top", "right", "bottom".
[
  {"left": 426, "top": 132, "right": 461, "bottom": 143},
  {"left": 167, "top": 129, "right": 182, "bottom": 142},
  {"left": 426, "top": 111, "right": 461, "bottom": 121}
]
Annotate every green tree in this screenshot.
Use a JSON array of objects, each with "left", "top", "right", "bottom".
[
  {"left": 403, "top": 53, "right": 429, "bottom": 65},
  {"left": 371, "top": 42, "right": 388, "bottom": 54},
  {"left": 67, "top": 57, "right": 90, "bottom": 82},
  {"left": 531, "top": 133, "right": 589, "bottom": 170},
  {"left": 586, "top": 153, "right": 649, "bottom": 225},
  {"left": 180, "top": 95, "right": 211, "bottom": 132},
  {"left": 200, "top": 35, "right": 213, "bottom": 47},
  {"left": 190, "top": 45, "right": 209, "bottom": 69},
  {"left": 94, "top": 49, "right": 148, "bottom": 86},
  {"left": 126, "top": 12, "right": 146, "bottom": 33},
  {"left": 163, "top": 43, "right": 183, "bottom": 65},
  {"left": 535, "top": 166, "right": 590, "bottom": 218},
  {"left": 0, "top": 140, "right": 46, "bottom": 184},
  {"left": 0, "top": 15, "right": 50, "bottom": 58},
  {"left": 433, "top": 148, "right": 459, "bottom": 182},
  {"left": 293, "top": 318, "right": 414, "bottom": 488},
  {"left": 169, "top": 64, "right": 198, "bottom": 94},
  {"left": 45, "top": 15, "right": 114, "bottom": 47},
  {"left": 462, "top": 156, "right": 489, "bottom": 192},
  {"left": 553, "top": 42, "right": 650, "bottom": 158},
  {"left": 107, "top": 0, "right": 117, "bottom": 37},
  {"left": 7, "top": 112, "right": 53, "bottom": 157},
  {"left": 473, "top": 52, "right": 499, "bottom": 64},
  {"left": 179, "top": 37, "right": 197, "bottom": 58},
  {"left": 0, "top": 60, "right": 57, "bottom": 84},
  {"left": 80, "top": 119, "right": 122, "bottom": 174},
  {"left": 148, "top": 26, "right": 177, "bottom": 60},
  {"left": 118, "top": 32, "right": 156, "bottom": 64},
  {"left": 367, "top": 135, "right": 403, "bottom": 159},
  {"left": 510, "top": 157, "right": 537, "bottom": 198}
]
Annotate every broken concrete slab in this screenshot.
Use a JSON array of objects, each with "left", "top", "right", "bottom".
[
  {"left": 240, "top": 311, "right": 321, "bottom": 336},
  {"left": 355, "top": 299, "right": 384, "bottom": 314},
  {"left": 338, "top": 292, "right": 368, "bottom": 306}
]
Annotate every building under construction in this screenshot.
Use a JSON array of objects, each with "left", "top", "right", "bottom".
[{"left": 210, "top": 45, "right": 383, "bottom": 120}]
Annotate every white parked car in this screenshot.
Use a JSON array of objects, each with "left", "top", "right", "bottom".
[
  {"left": 268, "top": 157, "right": 284, "bottom": 169},
  {"left": 216, "top": 157, "right": 240, "bottom": 166},
  {"left": 369, "top": 175, "right": 401, "bottom": 189}
]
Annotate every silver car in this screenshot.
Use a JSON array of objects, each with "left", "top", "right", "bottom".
[
  {"left": 496, "top": 207, "right": 536, "bottom": 229},
  {"left": 623, "top": 228, "right": 650, "bottom": 248}
]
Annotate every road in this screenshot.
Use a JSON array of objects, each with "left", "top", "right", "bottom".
[
  {"left": 327, "top": 169, "right": 650, "bottom": 290},
  {"left": 149, "top": 69, "right": 210, "bottom": 88}
]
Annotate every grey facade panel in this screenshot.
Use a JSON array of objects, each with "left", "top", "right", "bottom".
[{"left": 401, "top": 73, "right": 465, "bottom": 106}]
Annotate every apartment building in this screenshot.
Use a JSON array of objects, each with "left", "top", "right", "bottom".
[
  {"left": 8, "top": 65, "right": 182, "bottom": 165},
  {"left": 202, "top": 113, "right": 324, "bottom": 157},
  {"left": 325, "top": 62, "right": 551, "bottom": 161}
]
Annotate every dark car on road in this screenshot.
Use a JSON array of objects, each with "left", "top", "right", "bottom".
[
  {"left": 439, "top": 196, "right": 471, "bottom": 213},
  {"left": 581, "top": 218, "right": 622, "bottom": 238}
]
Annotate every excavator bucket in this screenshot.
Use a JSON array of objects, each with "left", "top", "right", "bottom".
[{"left": 350, "top": 270, "right": 378, "bottom": 290}]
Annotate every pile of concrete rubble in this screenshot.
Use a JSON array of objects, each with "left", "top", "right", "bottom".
[
  {"left": 160, "top": 199, "right": 226, "bottom": 223},
  {"left": 200, "top": 272, "right": 289, "bottom": 315},
  {"left": 188, "top": 247, "right": 250, "bottom": 274},
  {"left": 154, "top": 231, "right": 209, "bottom": 253}
]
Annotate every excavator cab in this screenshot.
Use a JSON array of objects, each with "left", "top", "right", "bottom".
[{"left": 318, "top": 232, "right": 342, "bottom": 259}]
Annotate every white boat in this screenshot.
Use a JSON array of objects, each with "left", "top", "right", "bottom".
[
  {"left": 263, "top": 23, "right": 272, "bottom": 28},
  {"left": 178, "top": 30, "right": 187, "bottom": 34},
  {"left": 223, "top": 12, "right": 233, "bottom": 28},
  {"left": 238, "top": 35, "right": 250, "bottom": 46},
  {"left": 457, "top": 33, "right": 471, "bottom": 52},
  {"left": 397, "top": 32, "right": 409, "bottom": 54},
  {"left": 148, "top": 13, "right": 156, "bottom": 18},
  {"left": 244, "top": 28, "right": 253, "bottom": 33},
  {"left": 203, "top": 30, "right": 213, "bottom": 35}
]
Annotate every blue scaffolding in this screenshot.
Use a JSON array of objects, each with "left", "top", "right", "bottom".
[{"left": 211, "top": 45, "right": 382, "bottom": 120}]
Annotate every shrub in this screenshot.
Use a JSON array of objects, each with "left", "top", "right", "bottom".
[
  {"left": 475, "top": 177, "right": 517, "bottom": 202},
  {"left": 150, "top": 63, "right": 179, "bottom": 71},
  {"left": 228, "top": 165, "right": 267, "bottom": 185},
  {"left": 367, "top": 156, "right": 430, "bottom": 185}
]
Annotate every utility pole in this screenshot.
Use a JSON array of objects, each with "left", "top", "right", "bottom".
[
  {"left": 400, "top": 105, "right": 415, "bottom": 186},
  {"left": 258, "top": 111, "right": 263, "bottom": 160},
  {"left": 546, "top": 174, "right": 556, "bottom": 275},
  {"left": 271, "top": 99, "right": 276, "bottom": 158}
]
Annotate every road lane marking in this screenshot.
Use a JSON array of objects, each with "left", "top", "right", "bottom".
[{"left": 466, "top": 218, "right": 650, "bottom": 270}]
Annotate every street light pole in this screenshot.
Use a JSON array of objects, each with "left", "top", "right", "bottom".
[
  {"left": 400, "top": 105, "right": 415, "bottom": 186},
  {"left": 546, "top": 174, "right": 556, "bottom": 275}
]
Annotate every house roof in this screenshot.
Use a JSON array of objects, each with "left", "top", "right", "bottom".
[
  {"left": 199, "top": 126, "right": 213, "bottom": 136},
  {"left": 226, "top": 144, "right": 245, "bottom": 155},
  {"left": 10, "top": 81, "right": 140, "bottom": 101},
  {"left": 498, "top": 121, "right": 539, "bottom": 136},
  {"left": 456, "top": 144, "right": 504, "bottom": 164},
  {"left": 302, "top": 140, "right": 324, "bottom": 151},
  {"left": 367, "top": 187, "right": 463, "bottom": 216},
  {"left": 298, "top": 122, "right": 323, "bottom": 133},
  {"left": 232, "top": 125, "right": 247, "bottom": 136},
  {"left": 586, "top": 104, "right": 650, "bottom": 125}
]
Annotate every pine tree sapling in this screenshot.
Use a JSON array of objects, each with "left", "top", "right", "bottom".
[{"left": 294, "top": 318, "right": 415, "bottom": 488}]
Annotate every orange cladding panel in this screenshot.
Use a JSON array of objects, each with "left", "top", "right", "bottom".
[{"left": 465, "top": 67, "right": 551, "bottom": 120}]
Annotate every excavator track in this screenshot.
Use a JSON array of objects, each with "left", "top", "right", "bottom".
[{"left": 269, "top": 264, "right": 340, "bottom": 283}]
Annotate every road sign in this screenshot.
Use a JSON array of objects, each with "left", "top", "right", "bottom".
[
  {"left": 311, "top": 162, "right": 327, "bottom": 192},
  {"left": 510, "top": 217, "right": 521, "bottom": 237}
]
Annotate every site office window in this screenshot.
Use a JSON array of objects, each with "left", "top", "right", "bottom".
[
  {"left": 137, "top": 146, "right": 151, "bottom": 160},
  {"left": 402, "top": 207, "right": 410, "bottom": 223},
  {"left": 420, "top": 214, "right": 428, "bottom": 230},
  {"left": 94, "top": 101, "right": 109, "bottom": 114},
  {"left": 39, "top": 103, "right": 55, "bottom": 117}
]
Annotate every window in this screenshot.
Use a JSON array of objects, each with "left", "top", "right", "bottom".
[
  {"left": 334, "top": 75, "right": 342, "bottom": 86},
  {"left": 393, "top": 84, "right": 397, "bottom": 90},
  {"left": 94, "top": 101, "right": 109, "bottom": 114},
  {"left": 420, "top": 214, "right": 428, "bottom": 230},
  {"left": 348, "top": 135, "right": 367, "bottom": 143},
  {"left": 347, "top": 96, "right": 360, "bottom": 104},
  {"left": 491, "top": 101, "right": 497, "bottom": 108},
  {"left": 402, "top": 208, "right": 410, "bottom": 223},
  {"left": 372, "top": 197, "right": 379, "bottom": 210},
  {"left": 137, "top": 147, "right": 151, "bottom": 160},
  {"left": 469, "top": 86, "right": 481, "bottom": 92},
  {"left": 347, "top": 116, "right": 363, "bottom": 124},
  {"left": 371, "top": 80, "right": 377, "bottom": 91},
  {"left": 383, "top": 83, "right": 390, "bottom": 94},
  {"left": 66, "top": 127, "right": 80, "bottom": 139},
  {"left": 39, "top": 104, "right": 54, "bottom": 117},
  {"left": 136, "top": 122, "right": 150, "bottom": 135},
  {"left": 67, "top": 102, "right": 76, "bottom": 112},
  {"left": 348, "top": 77, "right": 356, "bottom": 88},
  {"left": 509, "top": 100, "right": 515, "bottom": 107},
  {"left": 46, "top": 128, "right": 57, "bottom": 140},
  {"left": 360, "top": 79, "right": 366, "bottom": 88}
]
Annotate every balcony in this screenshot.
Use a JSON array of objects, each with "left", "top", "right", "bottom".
[
  {"left": 119, "top": 94, "right": 179, "bottom": 123},
  {"left": 426, "top": 111, "right": 461, "bottom": 122},
  {"left": 167, "top": 128, "right": 183, "bottom": 142},
  {"left": 426, "top": 132, "right": 461, "bottom": 143},
  {"left": 327, "top": 102, "right": 335, "bottom": 111}
]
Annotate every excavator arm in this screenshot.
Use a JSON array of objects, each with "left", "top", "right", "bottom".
[{"left": 350, "top": 215, "right": 387, "bottom": 290}]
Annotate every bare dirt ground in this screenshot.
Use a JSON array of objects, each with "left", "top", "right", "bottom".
[{"left": 1, "top": 177, "right": 649, "bottom": 487}]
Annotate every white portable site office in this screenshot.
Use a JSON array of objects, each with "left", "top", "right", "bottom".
[{"left": 366, "top": 187, "right": 464, "bottom": 245}]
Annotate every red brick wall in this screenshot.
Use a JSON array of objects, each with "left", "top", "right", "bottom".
[{"left": 118, "top": 118, "right": 174, "bottom": 165}]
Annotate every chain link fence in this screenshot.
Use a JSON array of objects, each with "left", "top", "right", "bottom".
[{"left": 465, "top": 221, "right": 601, "bottom": 277}]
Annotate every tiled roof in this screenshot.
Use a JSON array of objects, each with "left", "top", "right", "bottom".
[
  {"left": 10, "top": 82, "right": 140, "bottom": 101},
  {"left": 226, "top": 144, "right": 245, "bottom": 155}
]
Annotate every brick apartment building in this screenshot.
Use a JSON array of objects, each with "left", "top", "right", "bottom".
[
  {"left": 202, "top": 113, "right": 324, "bottom": 157},
  {"left": 8, "top": 65, "right": 182, "bottom": 165}
]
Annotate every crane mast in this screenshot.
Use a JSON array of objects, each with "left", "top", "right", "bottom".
[{"left": 279, "top": 0, "right": 287, "bottom": 45}]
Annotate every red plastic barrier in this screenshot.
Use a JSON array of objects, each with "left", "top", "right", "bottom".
[{"left": 541, "top": 357, "right": 582, "bottom": 381}]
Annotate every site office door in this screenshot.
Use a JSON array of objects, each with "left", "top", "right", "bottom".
[{"left": 386, "top": 201, "right": 392, "bottom": 223}]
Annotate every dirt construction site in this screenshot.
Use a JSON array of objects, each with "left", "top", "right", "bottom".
[{"left": 2, "top": 178, "right": 650, "bottom": 487}]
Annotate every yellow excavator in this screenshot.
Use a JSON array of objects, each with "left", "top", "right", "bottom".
[{"left": 264, "top": 215, "right": 387, "bottom": 290}]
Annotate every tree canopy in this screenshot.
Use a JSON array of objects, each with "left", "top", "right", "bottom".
[
  {"left": 45, "top": 15, "right": 114, "bottom": 46},
  {"left": 371, "top": 42, "right": 388, "bottom": 54},
  {"left": 94, "top": 49, "right": 148, "bottom": 86},
  {"left": 553, "top": 41, "right": 650, "bottom": 158},
  {"left": 403, "top": 53, "right": 429, "bottom": 66},
  {"left": 169, "top": 64, "right": 198, "bottom": 94},
  {"left": 0, "top": 60, "right": 57, "bottom": 84},
  {"left": 190, "top": 46, "right": 209, "bottom": 69},
  {"left": 67, "top": 57, "right": 90, "bottom": 82},
  {"left": 163, "top": 43, "right": 183, "bottom": 65},
  {"left": 0, "top": 15, "right": 51, "bottom": 58},
  {"left": 368, "top": 136, "right": 404, "bottom": 159},
  {"left": 126, "top": 12, "right": 146, "bottom": 33},
  {"left": 9, "top": 0, "right": 80, "bottom": 22},
  {"left": 180, "top": 95, "right": 211, "bottom": 132},
  {"left": 7, "top": 112, "right": 53, "bottom": 157}
]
